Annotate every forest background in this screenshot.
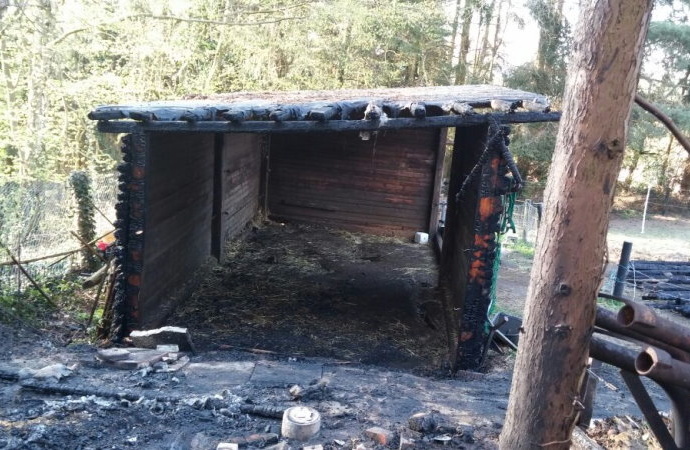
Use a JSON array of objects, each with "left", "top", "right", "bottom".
[
  {"left": 1, "top": 0, "right": 690, "bottom": 269},
  {"left": 1, "top": 0, "right": 690, "bottom": 195}
]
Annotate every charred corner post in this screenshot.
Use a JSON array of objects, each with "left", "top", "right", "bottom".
[{"left": 89, "top": 85, "right": 559, "bottom": 369}]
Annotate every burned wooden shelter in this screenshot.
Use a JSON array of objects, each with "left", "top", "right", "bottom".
[{"left": 89, "top": 85, "right": 559, "bottom": 370}]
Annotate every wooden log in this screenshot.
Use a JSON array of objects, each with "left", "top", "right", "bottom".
[
  {"left": 308, "top": 105, "right": 340, "bottom": 122},
  {"left": 382, "top": 102, "right": 402, "bottom": 118},
  {"left": 269, "top": 107, "right": 305, "bottom": 122},
  {"left": 406, "top": 102, "right": 427, "bottom": 119},
  {"left": 128, "top": 111, "right": 155, "bottom": 122},
  {"left": 222, "top": 110, "right": 247, "bottom": 123},
  {"left": 363, "top": 102, "right": 383, "bottom": 120}
]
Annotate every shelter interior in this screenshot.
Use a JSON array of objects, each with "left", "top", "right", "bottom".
[{"left": 90, "top": 85, "right": 558, "bottom": 370}]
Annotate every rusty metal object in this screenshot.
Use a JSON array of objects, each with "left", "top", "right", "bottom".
[
  {"left": 635, "top": 347, "right": 690, "bottom": 390},
  {"left": 617, "top": 302, "right": 690, "bottom": 353},
  {"left": 589, "top": 334, "right": 638, "bottom": 373},
  {"left": 590, "top": 337, "right": 690, "bottom": 449},
  {"left": 595, "top": 307, "right": 690, "bottom": 363},
  {"left": 619, "top": 370, "right": 678, "bottom": 450}
]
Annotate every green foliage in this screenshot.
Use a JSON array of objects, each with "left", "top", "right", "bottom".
[
  {"left": 0, "top": 275, "right": 82, "bottom": 325},
  {"left": 0, "top": 0, "right": 455, "bottom": 182},
  {"left": 504, "top": 238, "right": 535, "bottom": 258},
  {"left": 69, "top": 171, "right": 97, "bottom": 270},
  {"left": 596, "top": 296, "right": 622, "bottom": 312}
]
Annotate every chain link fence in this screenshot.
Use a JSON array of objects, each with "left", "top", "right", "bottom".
[
  {"left": 0, "top": 173, "right": 118, "bottom": 295},
  {"left": 511, "top": 200, "right": 542, "bottom": 245}
]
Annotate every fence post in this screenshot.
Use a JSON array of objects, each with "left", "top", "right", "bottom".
[{"left": 613, "top": 241, "right": 633, "bottom": 297}]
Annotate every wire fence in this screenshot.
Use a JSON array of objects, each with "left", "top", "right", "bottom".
[
  {"left": 0, "top": 173, "right": 118, "bottom": 295},
  {"left": 511, "top": 200, "right": 542, "bottom": 245}
]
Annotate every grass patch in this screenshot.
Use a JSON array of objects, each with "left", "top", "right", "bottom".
[
  {"left": 597, "top": 296, "right": 623, "bottom": 311},
  {"left": 0, "top": 275, "right": 91, "bottom": 326},
  {"left": 504, "top": 239, "right": 535, "bottom": 258}
]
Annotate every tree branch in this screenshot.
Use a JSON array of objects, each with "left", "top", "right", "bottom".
[
  {"left": 634, "top": 94, "right": 690, "bottom": 156},
  {"left": 50, "top": 14, "right": 305, "bottom": 46}
]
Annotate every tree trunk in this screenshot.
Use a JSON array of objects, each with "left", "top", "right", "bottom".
[
  {"left": 487, "top": 0, "right": 506, "bottom": 81},
  {"left": 475, "top": 0, "right": 496, "bottom": 82},
  {"left": 659, "top": 133, "right": 675, "bottom": 214},
  {"left": 499, "top": 2, "right": 653, "bottom": 449},
  {"left": 623, "top": 149, "right": 641, "bottom": 191},
  {"left": 455, "top": 0, "right": 474, "bottom": 85},
  {"left": 449, "top": 0, "right": 462, "bottom": 72}
]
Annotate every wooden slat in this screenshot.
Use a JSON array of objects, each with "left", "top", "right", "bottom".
[
  {"left": 140, "top": 133, "right": 215, "bottom": 323},
  {"left": 218, "top": 133, "right": 261, "bottom": 261},
  {"left": 267, "top": 129, "right": 437, "bottom": 235}
]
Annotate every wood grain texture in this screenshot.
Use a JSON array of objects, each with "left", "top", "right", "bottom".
[
  {"left": 500, "top": 1, "right": 654, "bottom": 448},
  {"left": 218, "top": 133, "right": 262, "bottom": 259},
  {"left": 438, "top": 125, "right": 488, "bottom": 369},
  {"left": 267, "top": 129, "right": 441, "bottom": 236},
  {"left": 139, "top": 133, "right": 215, "bottom": 327}
]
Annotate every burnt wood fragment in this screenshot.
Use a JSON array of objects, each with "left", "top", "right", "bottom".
[
  {"left": 129, "top": 111, "right": 155, "bottom": 122},
  {"left": 308, "top": 105, "right": 341, "bottom": 122},
  {"left": 405, "top": 102, "right": 426, "bottom": 119},
  {"left": 363, "top": 102, "right": 383, "bottom": 121},
  {"left": 222, "top": 110, "right": 247, "bottom": 123},
  {"left": 269, "top": 106, "right": 305, "bottom": 122}
]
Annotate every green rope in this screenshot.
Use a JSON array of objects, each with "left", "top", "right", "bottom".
[{"left": 487, "top": 190, "right": 518, "bottom": 320}]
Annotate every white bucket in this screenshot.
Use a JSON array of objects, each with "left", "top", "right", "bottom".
[{"left": 414, "top": 232, "right": 429, "bottom": 244}]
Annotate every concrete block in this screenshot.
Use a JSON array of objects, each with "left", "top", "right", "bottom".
[{"left": 129, "top": 326, "right": 196, "bottom": 352}]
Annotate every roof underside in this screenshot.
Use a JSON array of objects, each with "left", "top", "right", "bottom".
[{"left": 89, "top": 85, "right": 560, "bottom": 134}]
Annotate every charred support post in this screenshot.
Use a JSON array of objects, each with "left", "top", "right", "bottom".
[
  {"left": 111, "top": 133, "right": 148, "bottom": 340},
  {"left": 440, "top": 124, "right": 509, "bottom": 370}
]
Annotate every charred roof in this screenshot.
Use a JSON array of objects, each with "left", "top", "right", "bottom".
[{"left": 89, "top": 84, "right": 560, "bottom": 134}]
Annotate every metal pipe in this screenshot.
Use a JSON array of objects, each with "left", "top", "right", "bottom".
[
  {"left": 596, "top": 307, "right": 690, "bottom": 363},
  {"left": 617, "top": 301, "right": 690, "bottom": 353},
  {"left": 635, "top": 347, "right": 690, "bottom": 390},
  {"left": 619, "top": 370, "right": 678, "bottom": 450},
  {"left": 590, "top": 334, "right": 639, "bottom": 373},
  {"left": 613, "top": 241, "right": 633, "bottom": 297}
]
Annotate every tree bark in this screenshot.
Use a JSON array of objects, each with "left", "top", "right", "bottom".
[
  {"left": 499, "top": 2, "right": 653, "bottom": 449},
  {"left": 455, "top": 0, "right": 474, "bottom": 85}
]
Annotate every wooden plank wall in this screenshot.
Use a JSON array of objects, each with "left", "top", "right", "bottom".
[
  {"left": 217, "top": 133, "right": 262, "bottom": 260},
  {"left": 268, "top": 129, "right": 441, "bottom": 236},
  {"left": 139, "top": 133, "right": 215, "bottom": 327},
  {"left": 438, "top": 125, "right": 488, "bottom": 369}
]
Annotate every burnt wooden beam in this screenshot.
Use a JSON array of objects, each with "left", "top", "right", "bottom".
[
  {"left": 96, "top": 111, "right": 561, "bottom": 134},
  {"left": 222, "top": 109, "right": 247, "bottom": 123},
  {"left": 363, "top": 102, "right": 383, "bottom": 121},
  {"left": 406, "top": 102, "right": 427, "bottom": 119},
  {"left": 307, "top": 105, "right": 341, "bottom": 122},
  {"left": 269, "top": 107, "right": 301, "bottom": 122}
]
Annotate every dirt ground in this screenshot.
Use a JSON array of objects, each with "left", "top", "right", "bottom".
[
  {"left": 168, "top": 223, "right": 447, "bottom": 374},
  {"left": 1, "top": 215, "right": 688, "bottom": 449}
]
